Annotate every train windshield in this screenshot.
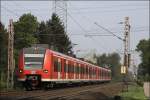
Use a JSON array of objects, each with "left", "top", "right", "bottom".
[{"left": 24, "top": 47, "right": 46, "bottom": 69}]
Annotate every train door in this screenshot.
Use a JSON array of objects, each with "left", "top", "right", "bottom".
[
  {"left": 53, "top": 56, "right": 58, "bottom": 79},
  {"left": 83, "top": 65, "right": 85, "bottom": 79},
  {"left": 68, "top": 61, "right": 71, "bottom": 79},
  {"left": 80, "top": 65, "right": 82, "bottom": 79},
  {"left": 79, "top": 64, "right": 81, "bottom": 79},
  {"left": 65, "top": 60, "right": 68, "bottom": 80},
  {"left": 58, "top": 58, "right": 61, "bottom": 80},
  {"left": 87, "top": 66, "right": 89, "bottom": 80},
  {"left": 76, "top": 63, "right": 79, "bottom": 79},
  {"left": 74, "top": 63, "right": 76, "bottom": 79}
]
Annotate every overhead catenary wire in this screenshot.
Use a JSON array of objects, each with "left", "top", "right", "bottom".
[
  {"left": 94, "top": 22, "right": 124, "bottom": 41},
  {"left": 1, "top": 6, "right": 20, "bottom": 18},
  {"left": 54, "top": 4, "right": 110, "bottom": 51}
]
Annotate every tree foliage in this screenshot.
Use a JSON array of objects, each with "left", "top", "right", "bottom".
[
  {"left": 0, "top": 22, "right": 8, "bottom": 70},
  {"left": 14, "top": 13, "right": 39, "bottom": 50},
  {"left": 0, "top": 13, "right": 73, "bottom": 89},
  {"left": 96, "top": 52, "right": 121, "bottom": 79},
  {"left": 136, "top": 39, "right": 150, "bottom": 77},
  {"left": 38, "top": 13, "right": 72, "bottom": 54}
]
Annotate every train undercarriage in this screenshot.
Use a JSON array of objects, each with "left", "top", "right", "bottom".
[{"left": 23, "top": 75, "right": 110, "bottom": 91}]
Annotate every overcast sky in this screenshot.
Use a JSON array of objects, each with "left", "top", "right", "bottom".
[{"left": 1, "top": 0, "right": 149, "bottom": 65}]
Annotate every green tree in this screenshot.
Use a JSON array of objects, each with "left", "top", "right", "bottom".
[
  {"left": 0, "top": 22, "right": 7, "bottom": 70},
  {"left": 96, "top": 52, "right": 121, "bottom": 79},
  {"left": 38, "top": 13, "right": 72, "bottom": 54},
  {"left": 14, "top": 13, "right": 39, "bottom": 50},
  {"left": 136, "top": 39, "right": 150, "bottom": 77},
  {"left": 13, "top": 13, "right": 39, "bottom": 68},
  {"left": 38, "top": 21, "right": 51, "bottom": 44},
  {"left": 107, "top": 53, "right": 121, "bottom": 79},
  {"left": 0, "top": 22, "right": 8, "bottom": 88},
  {"left": 97, "top": 53, "right": 107, "bottom": 67}
]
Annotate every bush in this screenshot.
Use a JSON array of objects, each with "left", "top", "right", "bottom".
[
  {"left": 136, "top": 79, "right": 143, "bottom": 86},
  {"left": 144, "top": 74, "right": 150, "bottom": 82}
]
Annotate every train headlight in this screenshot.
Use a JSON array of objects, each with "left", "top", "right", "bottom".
[
  {"left": 19, "top": 69, "right": 23, "bottom": 73},
  {"left": 43, "top": 70, "right": 48, "bottom": 73}
]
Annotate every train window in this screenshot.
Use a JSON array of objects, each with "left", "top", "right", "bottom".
[
  {"left": 78, "top": 66, "right": 80, "bottom": 74},
  {"left": 101, "top": 69, "right": 102, "bottom": 79},
  {"left": 64, "top": 61, "right": 66, "bottom": 72},
  {"left": 86, "top": 66, "right": 88, "bottom": 75},
  {"left": 24, "top": 47, "right": 46, "bottom": 69},
  {"left": 89, "top": 67, "right": 90, "bottom": 78},
  {"left": 81, "top": 66, "right": 82, "bottom": 74},
  {"left": 83, "top": 66, "right": 84, "bottom": 74},
  {"left": 71, "top": 64, "right": 74, "bottom": 73},
  {"left": 83, "top": 66, "right": 85, "bottom": 75},
  {"left": 74, "top": 63, "right": 76, "bottom": 73},
  {"left": 75, "top": 64, "right": 77, "bottom": 73},
  {"left": 64, "top": 61, "right": 68, "bottom": 73},
  {"left": 82, "top": 66, "right": 84, "bottom": 74},
  {"left": 70, "top": 64, "right": 72, "bottom": 73},
  {"left": 68, "top": 63, "right": 71, "bottom": 73},
  {"left": 54, "top": 58, "right": 61, "bottom": 72},
  {"left": 54, "top": 58, "right": 58, "bottom": 72},
  {"left": 77, "top": 64, "right": 79, "bottom": 74},
  {"left": 58, "top": 60, "right": 61, "bottom": 72}
]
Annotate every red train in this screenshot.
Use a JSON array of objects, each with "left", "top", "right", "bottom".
[{"left": 17, "top": 46, "right": 111, "bottom": 90}]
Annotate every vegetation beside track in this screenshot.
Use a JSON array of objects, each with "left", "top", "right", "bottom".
[{"left": 119, "top": 83, "right": 146, "bottom": 100}]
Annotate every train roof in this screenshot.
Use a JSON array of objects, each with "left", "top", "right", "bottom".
[
  {"left": 49, "top": 49, "right": 111, "bottom": 71},
  {"left": 23, "top": 46, "right": 111, "bottom": 71}
]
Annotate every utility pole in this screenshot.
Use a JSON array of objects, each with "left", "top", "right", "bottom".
[
  {"left": 124, "top": 17, "right": 130, "bottom": 71},
  {"left": 122, "top": 17, "right": 131, "bottom": 92},
  {"left": 53, "top": 0, "right": 67, "bottom": 33},
  {"left": 7, "top": 19, "right": 14, "bottom": 89}
]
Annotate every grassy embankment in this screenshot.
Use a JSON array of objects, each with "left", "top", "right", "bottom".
[{"left": 119, "top": 84, "right": 147, "bottom": 100}]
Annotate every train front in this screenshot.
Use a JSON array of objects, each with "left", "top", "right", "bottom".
[{"left": 17, "top": 47, "right": 50, "bottom": 90}]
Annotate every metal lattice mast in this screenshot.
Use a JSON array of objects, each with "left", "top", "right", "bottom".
[
  {"left": 124, "top": 17, "right": 130, "bottom": 70},
  {"left": 7, "top": 19, "right": 14, "bottom": 89},
  {"left": 53, "top": 0, "right": 67, "bottom": 33}
]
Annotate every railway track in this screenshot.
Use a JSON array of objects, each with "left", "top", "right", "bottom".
[{"left": 0, "top": 82, "right": 122, "bottom": 100}]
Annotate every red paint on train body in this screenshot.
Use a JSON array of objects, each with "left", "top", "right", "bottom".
[{"left": 17, "top": 47, "right": 111, "bottom": 89}]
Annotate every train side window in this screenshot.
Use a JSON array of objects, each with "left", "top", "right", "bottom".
[
  {"left": 83, "top": 65, "right": 85, "bottom": 75},
  {"left": 64, "top": 61, "right": 66, "bottom": 72},
  {"left": 77, "top": 64, "right": 79, "bottom": 74},
  {"left": 64, "top": 61, "right": 68, "bottom": 73},
  {"left": 58, "top": 59, "right": 61, "bottom": 72},
  {"left": 54, "top": 58, "right": 58, "bottom": 72},
  {"left": 101, "top": 69, "right": 102, "bottom": 78},
  {"left": 70, "top": 63, "right": 72, "bottom": 73},
  {"left": 81, "top": 66, "right": 82, "bottom": 74},
  {"left": 68, "top": 63, "right": 71, "bottom": 73},
  {"left": 79, "top": 64, "right": 81, "bottom": 74},
  {"left": 74, "top": 63, "right": 76, "bottom": 73},
  {"left": 71, "top": 63, "right": 74, "bottom": 73},
  {"left": 75, "top": 64, "right": 77, "bottom": 73},
  {"left": 85, "top": 66, "right": 88, "bottom": 75}
]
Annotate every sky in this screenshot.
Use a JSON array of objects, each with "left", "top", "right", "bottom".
[{"left": 1, "top": 0, "right": 149, "bottom": 66}]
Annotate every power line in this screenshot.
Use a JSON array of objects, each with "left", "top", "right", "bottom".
[
  {"left": 56, "top": 4, "right": 111, "bottom": 51},
  {"left": 88, "top": 36, "right": 111, "bottom": 52},
  {"left": 69, "top": 8, "right": 148, "bottom": 14},
  {"left": 1, "top": 6, "right": 20, "bottom": 18},
  {"left": 94, "top": 22, "right": 124, "bottom": 41},
  {"left": 68, "top": 3, "right": 148, "bottom": 9},
  {"left": 64, "top": 10, "right": 112, "bottom": 51}
]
